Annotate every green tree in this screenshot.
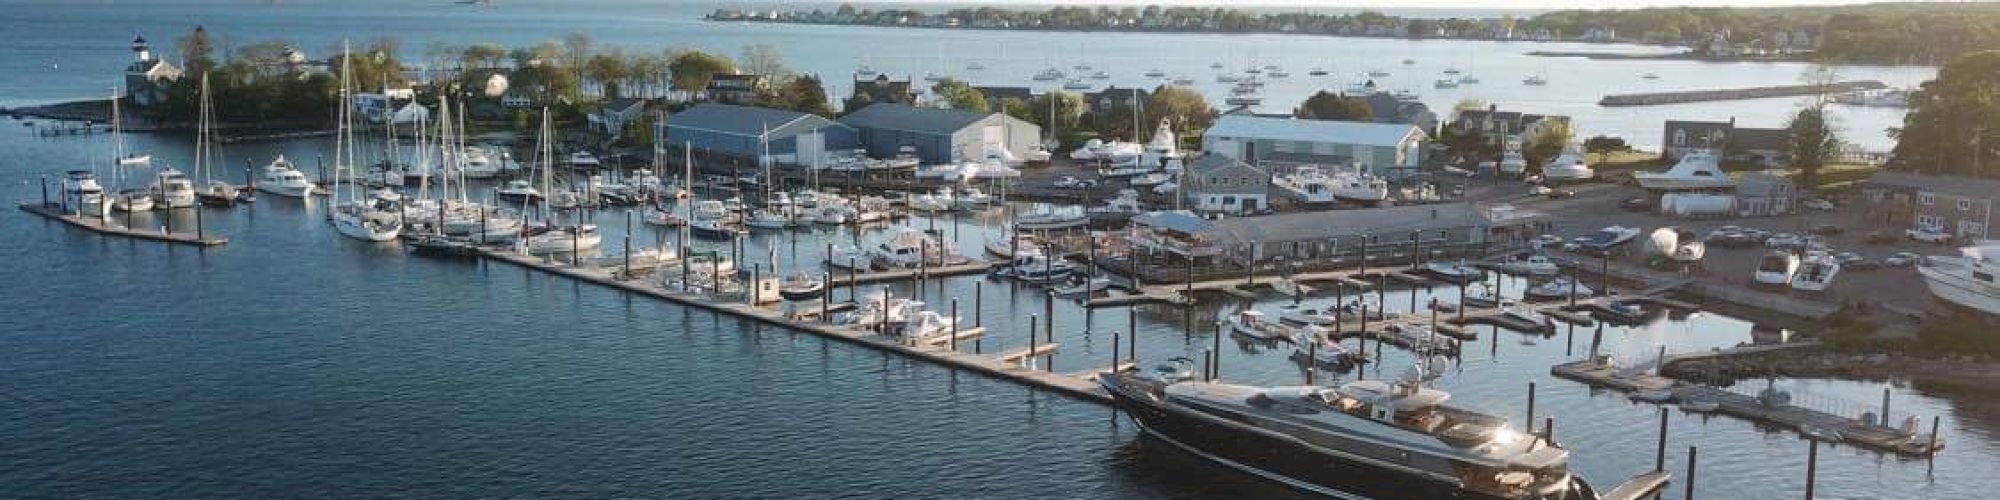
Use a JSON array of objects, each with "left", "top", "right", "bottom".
[
  {"left": 740, "top": 43, "right": 794, "bottom": 84},
  {"left": 765, "top": 74, "right": 835, "bottom": 116},
  {"left": 1144, "top": 85, "right": 1216, "bottom": 148},
  {"left": 176, "top": 26, "right": 218, "bottom": 77},
  {"left": 1583, "top": 135, "right": 1628, "bottom": 163},
  {"left": 1521, "top": 120, "right": 1574, "bottom": 175},
  {"left": 929, "top": 78, "right": 988, "bottom": 113},
  {"left": 1786, "top": 104, "right": 1841, "bottom": 192},
  {"left": 1022, "top": 91, "right": 1087, "bottom": 135},
  {"left": 668, "top": 50, "right": 736, "bottom": 92},
  {"left": 1891, "top": 50, "right": 2000, "bottom": 177},
  {"left": 1294, "top": 91, "right": 1373, "bottom": 121},
  {"left": 462, "top": 43, "right": 507, "bottom": 69}
]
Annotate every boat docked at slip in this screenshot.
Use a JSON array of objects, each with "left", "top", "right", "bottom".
[
  {"left": 1098, "top": 358, "right": 1604, "bottom": 499},
  {"left": 1790, "top": 251, "right": 1841, "bottom": 292},
  {"left": 1576, "top": 226, "right": 1642, "bottom": 254},
  {"left": 1753, "top": 250, "right": 1801, "bottom": 286},
  {"left": 1918, "top": 242, "right": 2000, "bottom": 316},
  {"left": 1420, "top": 260, "right": 1483, "bottom": 283},
  {"left": 1291, "top": 331, "right": 1359, "bottom": 367},
  {"left": 1635, "top": 149, "right": 1735, "bottom": 191},
  {"left": 1228, "top": 310, "right": 1296, "bottom": 342},
  {"left": 252, "top": 155, "right": 315, "bottom": 198},
  {"left": 871, "top": 227, "right": 953, "bottom": 269},
  {"left": 149, "top": 167, "right": 197, "bottom": 208},
  {"left": 1496, "top": 253, "right": 1561, "bottom": 276},
  {"left": 327, "top": 46, "right": 403, "bottom": 242},
  {"left": 1525, "top": 278, "right": 1593, "bottom": 300},
  {"left": 1015, "top": 204, "right": 1089, "bottom": 231},
  {"left": 525, "top": 224, "right": 602, "bottom": 255}
]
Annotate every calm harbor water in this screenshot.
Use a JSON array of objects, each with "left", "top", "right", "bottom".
[{"left": 3, "top": 2, "right": 1997, "bottom": 499}]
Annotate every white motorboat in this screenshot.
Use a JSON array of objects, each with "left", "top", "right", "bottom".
[
  {"left": 1525, "top": 278, "right": 1593, "bottom": 300},
  {"left": 1131, "top": 172, "right": 1172, "bottom": 187},
  {"left": 1062, "top": 79, "right": 1092, "bottom": 91},
  {"left": 150, "top": 167, "right": 197, "bottom": 208},
  {"left": 1228, "top": 310, "right": 1290, "bottom": 341},
  {"left": 744, "top": 209, "right": 791, "bottom": 230},
  {"left": 1031, "top": 67, "right": 1063, "bottom": 81},
  {"left": 1277, "top": 305, "right": 1336, "bottom": 326},
  {"left": 779, "top": 273, "right": 826, "bottom": 301},
  {"left": 952, "top": 187, "right": 994, "bottom": 209},
  {"left": 1053, "top": 277, "right": 1113, "bottom": 298},
  {"left": 112, "top": 188, "right": 153, "bottom": 212},
  {"left": 1496, "top": 253, "right": 1561, "bottom": 276},
  {"left": 1498, "top": 150, "right": 1528, "bottom": 176},
  {"left": 1541, "top": 150, "right": 1593, "bottom": 182},
  {"left": 985, "top": 231, "right": 1041, "bottom": 259},
  {"left": 1501, "top": 304, "right": 1555, "bottom": 331},
  {"left": 825, "top": 244, "right": 872, "bottom": 270},
  {"left": 61, "top": 170, "right": 107, "bottom": 215},
  {"left": 1139, "top": 120, "right": 1183, "bottom": 171},
  {"left": 497, "top": 179, "right": 542, "bottom": 202},
  {"left": 1577, "top": 226, "right": 1643, "bottom": 253},
  {"left": 563, "top": 151, "right": 601, "bottom": 170},
  {"left": 458, "top": 146, "right": 506, "bottom": 179},
  {"left": 871, "top": 227, "right": 950, "bottom": 269},
  {"left": 1069, "top": 138, "right": 1144, "bottom": 165},
  {"left": 908, "top": 189, "right": 955, "bottom": 213},
  {"left": 1016, "top": 204, "right": 1088, "bottom": 231},
  {"left": 526, "top": 224, "right": 603, "bottom": 254},
  {"left": 884, "top": 301, "right": 958, "bottom": 341},
  {"left": 1790, "top": 251, "right": 1840, "bottom": 292},
  {"left": 641, "top": 205, "right": 684, "bottom": 227},
  {"left": 1331, "top": 166, "right": 1389, "bottom": 203},
  {"left": 1004, "top": 254, "right": 1078, "bottom": 284},
  {"left": 1635, "top": 150, "right": 1735, "bottom": 190},
  {"left": 1753, "top": 250, "right": 1801, "bottom": 286},
  {"left": 1420, "top": 261, "right": 1482, "bottom": 283},
  {"left": 1917, "top": 242, "right": 2000, "bottom": 316},
  {"left": 1291, "top": 330, "right": 1356, "bottom": 366},
  {"left": 1646, "top": 227, "right": 1706, "bottom": 263},
  {"left": 1088, "top": 189, "right": 1145, "bottom": 215},
  {"left": 255, "top": 155, "right": 315, "bottom": 198},
  {"left": 1273, "top": 165, "right": 1339, "bottom": 204}
]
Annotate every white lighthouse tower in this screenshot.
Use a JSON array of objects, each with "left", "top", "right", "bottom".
[{"left": 124, "top": 34, "right": 182, "bottom": 107}]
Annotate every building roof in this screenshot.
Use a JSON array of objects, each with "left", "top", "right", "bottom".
[
  {"left": 1197, "top": 203, "right": 1497, "bottom": 246},
  {"left": 1205, "top": 114, "right": 1424, "bottom": 148},
  {"left": 1188, "top": 154, "right": 1263, "bottom": 177},
  {"left": 975, "top": 86, "right": 1034, "bottom": 102},
  {"left": 1733, "top": 127, "right": 1789, "bottom": 152},
  {"left": 838, "top": 103, "right": 992, "bottom": 135},
  {"left": 1132, "top": 211, "right": 1212, "bottom": 235},
  {"left": 668, "top": 103, "right": 838, "bottom": 138},
  {"left": 1865, "top": 171, "right": 2000, "bottom": 200}
]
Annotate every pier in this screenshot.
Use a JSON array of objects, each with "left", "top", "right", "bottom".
[
  {"left": 1598, "top": 80, "right": 1887, "bottom": 107},
  {"left": 1551, "top": 344, "right": 1946, "bottom": 457},
  {"left": 18, "top": 202, "right": 227, "bottom": 246}
]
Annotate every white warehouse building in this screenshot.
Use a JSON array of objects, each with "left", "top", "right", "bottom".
[{"left": 1200, "top": 115, "right": 1429, "bottom": 175}]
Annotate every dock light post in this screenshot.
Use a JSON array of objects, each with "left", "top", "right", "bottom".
[
  {"left": 1568, "top": 266, "right": 1580, "bottom": 307},
  {"left": 1112, "top": 313, "right": 1121, "bottom": 367},
  {"left": 623, "top": 210, "right": 633, "bottom": 277}
]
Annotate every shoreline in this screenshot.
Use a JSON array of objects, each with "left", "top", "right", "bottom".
[{"left": 1665, "top": 346, "right": 2000, "bottom": 394}]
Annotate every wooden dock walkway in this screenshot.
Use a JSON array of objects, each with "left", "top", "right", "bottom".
[
  {"left": 476, "top": 248, "right": 1113, "bottom": 403},
  {"left": 1552, "top": 347, "right": 1944, "bottom": 456},
  {"left": 827, "top": 260, "right": 993, "bottom": 287},
  {"left": 1599, "top": 471, "right": 1672, "bottom": 500},
  {"left": 1598, "top": 80, "right": 1885, "bottom": 106},
  {"left": 19, "top": 202, "right": 227, "bottom": 246}
]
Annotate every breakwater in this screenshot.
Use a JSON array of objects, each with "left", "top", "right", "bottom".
[{"left": 1599, "top": 81, "right": 1888, "bottom": 107}]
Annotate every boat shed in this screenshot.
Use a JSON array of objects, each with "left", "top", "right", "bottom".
[
  {"left": 836, "top": 103, "right": 1041, "bottom": 164},
  {"left": 666, "top": 103, "right": 858, "bottom": 166},
  {"left": 1195, "top": 203, "right": 1531, "bottom": 268},
  {"left": 1200, "top": 115, "right": 1428, "bottom": 173}
]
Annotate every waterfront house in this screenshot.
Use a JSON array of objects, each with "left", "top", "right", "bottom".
[
  {"left": 705, "top": 73, "right": 769, "bottom": 104},
  {"left": 1201, "top": 114, "right": 1427, "bottom": 174},
  {"left": 500, "top": 93, "right": 535, "bottom": 109},
  {"left": 1860, "top": 171, "right": 2000, "bottom": 238},
  {"left": 836, "top": 103, "right": 1040, "bottom": 164},
  {"left": 1084, "top": 86, "right": 1149, "bottom": 111},
  {"left": 1662, "top": 118, "right": 1790, "bottom": 166},
  {"left": 850, "top": 74, "right": 917, "bottom": 106},
  {"left": 588, "top": 98, "right": 649, "bottom": 138},
  {"left": 667, "top": 103, "right": 858, "bottom": 167},
  {"left": 1449, "top": 104, "right": 1571, "bottom": 146},
  {"left": 124, "top": 36, "right": 183, "bottom": 108},
  {"left": 1735, "top": 171, "right": 1797, "bottom": 217},
  {"left": 1182, "top": 154, "right": 1270, "bottom": 215}
]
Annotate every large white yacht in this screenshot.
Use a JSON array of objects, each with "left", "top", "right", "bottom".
[
  {"left": 1753, "top": 250, "right": 1801, "bottom": 286},
  {"left": 62, "top": 170, "right": 108, "bottom": 216},
  {"left": 1918, "top": 242, "right": 2000, "bottom": 316},
  {"left": 1791, "top": 251, "right": 1841, "bottom": 292},
  {"left": 1273, "top": 165, "right": 1339, "bottom": 204},
  {"left": 1635, "top": 150, "right": 1735, "bottom": 190},
  {"left": 1331, "top": 166, "right": 1390, "bottom": 203},
  {"left": 526, "top": 224, "right": 603, "bottom": 254},
  {"left": 150, "top": 167, "right": 197, "bottom": 208},
  {"left": 256, "top": 155, "right": 316, "bottom": 198}
]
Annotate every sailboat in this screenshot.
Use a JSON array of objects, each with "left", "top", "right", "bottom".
[
  {"left": 104, "top": 87, "right": 150, "bottom": 213},
  {"left": 523, "top": 108, "right": 602, "bottom": 255},
  {"left": 328, "top": 42, "right": 403, "bottom": 242},
  {"left": 190, "top": 73, "right": 238, "bottom": 207}
]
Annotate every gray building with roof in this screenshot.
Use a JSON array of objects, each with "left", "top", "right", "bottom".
[
  {"left": 1119, "top": 203, "right": 1541, "bottom": 279},
  {"left": 1182, "top": 154, "right": 1270, "bottom": 215},
  {"left": 836, "top": 103, "right": 1041, "bottom": 164},
  {"left": 1861, "top": 171, "right": 2000, "bottom": 239},
  {"left": 666, "top": 103, "right": 857, "bottom": 166}
]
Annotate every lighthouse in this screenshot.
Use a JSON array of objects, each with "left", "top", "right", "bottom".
[
  {"left": 132, "top": 35, "right": 152, "bottom": 62},
  {"left": 124, "top": 34, "right": 182, "bottom": 108}
]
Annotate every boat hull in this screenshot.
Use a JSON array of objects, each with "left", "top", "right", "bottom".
[
  {"left": 1102, "top": 377, "right": 1519, "bottom": 500},
  {"left": 1918, "top": 264, "right": 2000, "bottom": 316}
]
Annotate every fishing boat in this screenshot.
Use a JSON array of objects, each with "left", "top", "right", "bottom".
[
  {"left": 1098, "top": 358, "right": 1604, "bottom": 499},
  {"left": 1228, "top": 310, "right": 1291, "bottom": 342},
  {"left": 256, "top": 155, "right": 316, "bottom": 198},
  {"left": 1917, "top": 242, "right": 2000, "bottom": 316}
]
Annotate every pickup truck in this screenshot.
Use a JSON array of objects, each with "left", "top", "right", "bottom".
[{"left": 1906, "top": 226, "right": 1955, "bottom": 244}]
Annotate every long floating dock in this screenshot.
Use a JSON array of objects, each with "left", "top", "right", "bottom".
[
  {"left": 1598, "top": 80, "right": 1886, "bottom": 107},
  {"left": 476, "top": 248, "right": 1110, "bottom": 403},
  {"left": 19, "top": 202, "right": 227, "bottom": 246},
  {"left": 1552, "top": 352, "right": 1944, "bottom": 456}
]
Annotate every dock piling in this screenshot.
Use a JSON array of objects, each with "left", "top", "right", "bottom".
[
  {"left": 1684, "top": 446, "right": 1698, "bottom": 500},
  {"left": 1526, "top": 381, "right": 1537, "bottom": 432},
  {"left": 40, "top": 175, "right": 48, "bottom": 207},
  {"left": 975, "top": 283, "right": 984, "bottom": 354},
  {"left": 1127, "top": 307, "right": 1136, "bottom": 363},
  {"left": 1543, "top": 416, "right": 1554, "bottom": 442},
  {"left": 1028, "top": 314, "right": 1038, "bottom": 369},
  {"left": 822, "top": 271, "right": 831, "bottom": 320},
  {"left": 1656, "top": 407, "right": 1669, "bottom": 472},
  {"left": 1212, "top": 320, "right": 1223, "bottom": 380},
  {"left": 1805, "top": 440, "right": 1818, "bottom": 500},
  {"left": 950, "top": 297, "right": 959, "bottom": 351}
]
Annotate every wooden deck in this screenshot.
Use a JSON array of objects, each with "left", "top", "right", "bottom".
[
  {"left": 827, "top": 260, "right": 994, "bottom": 287},
  {"left": 20, "top": 202, "right": 228, "bottom": 246}
]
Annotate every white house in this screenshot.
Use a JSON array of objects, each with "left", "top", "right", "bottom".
[{"left": 1200, "top": 115, "right": 1427, "bottom": 173}]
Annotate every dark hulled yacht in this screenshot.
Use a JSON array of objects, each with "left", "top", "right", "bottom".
[{"left": 1100, "top": 364, "right": 1602, "bottom": 499}]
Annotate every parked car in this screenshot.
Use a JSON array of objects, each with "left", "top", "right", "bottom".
[
  {"left": 1905, "top": 226, "right": 1955, "bottom": 244},
  {"left": 1619, "top": 197, "right": 1653, "bottom": 211},
  {"left": 1809, "top": 223, "right": 1844, "bottom": 236},
  {"left": 1533, "top": 234, "right": 1566, "bottom": 247},
  {"left": 1765, "top": 233, "right": 1807, "bottom": 249},
  {"left": 1883, "top": 251, "right": 1925, "bottom": 267},
  {"left": 1803, "top": 198, "right": 1836, "bottom": 211}
]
